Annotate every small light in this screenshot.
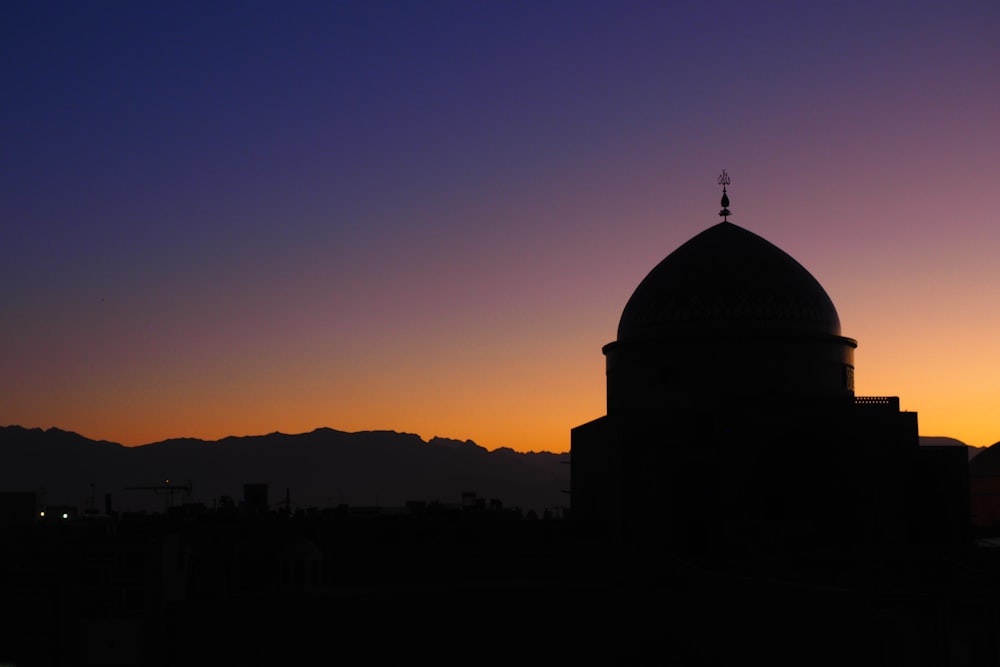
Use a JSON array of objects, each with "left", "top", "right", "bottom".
[
  {"left": 61, "top": 513, "right": 68, "bottom": 519},
  {"left": 39, "top": 511, "right": 45, "bottom": 517}
]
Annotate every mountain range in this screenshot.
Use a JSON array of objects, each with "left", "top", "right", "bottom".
[
  {"left": 920, "top": 435, "right": 986, "bottom": 460},
  {"left": 0, "top": 425, "right": 989, "bottom": 516},
  {"left": 0, "top": 425, "right": 570, "bottom": 515}
]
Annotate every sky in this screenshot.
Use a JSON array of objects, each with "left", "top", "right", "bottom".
[{"left": 2, "top": 0, "right": 998, "bottom": 453}]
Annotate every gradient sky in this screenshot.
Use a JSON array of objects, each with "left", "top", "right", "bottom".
[{"left": 3, "top": 0, "right": 998, "bottom": 453}]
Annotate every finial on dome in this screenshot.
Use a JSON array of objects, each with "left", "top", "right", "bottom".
[{"left": 718, "top": 169, "right": 731, "bottom": 221}]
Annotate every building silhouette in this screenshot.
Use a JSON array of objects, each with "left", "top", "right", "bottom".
[
  {"left": 571, "top": 182, "right": 970, "bottom": 556},
  {"left": 3, "top": 183, "right": 998, "bottom": 666}
]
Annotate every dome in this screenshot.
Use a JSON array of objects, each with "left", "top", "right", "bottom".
[{"left": 617, "top": 222, "right": 842, "bottom": 341}]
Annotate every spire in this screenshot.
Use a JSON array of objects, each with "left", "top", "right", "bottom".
[{"left": 718, "top": 169, "right": 731, "bottom": 221}]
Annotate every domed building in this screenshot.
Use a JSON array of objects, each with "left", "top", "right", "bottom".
[{"left": 570, "top": 181, "right": 969, "bottom": 555}]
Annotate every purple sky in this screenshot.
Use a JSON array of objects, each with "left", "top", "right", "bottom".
[{"left": 3, "top": 1, "right": 999, "bottom": 452}]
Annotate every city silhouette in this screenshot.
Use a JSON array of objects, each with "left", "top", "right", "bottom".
[
  {"left": 5, "top": 3, "right": 997, "bottom": 664},
  {"left": 3, "top": 186, "right": 999, "bottom": 666}
]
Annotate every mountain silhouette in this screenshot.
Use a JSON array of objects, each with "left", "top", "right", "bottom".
[
  {"left": 919, "top": 435, "right": 984, "bottom": 460},
  {"left": 0, "top": 426, "right": 569, "bottom": 515},
  {"left": 968, "top": 438, "right": 1000, "bottom": 528},
  {"left": 970, "top": 440, "right": 1000, "bottom": 472},
  {"left": 1, "top": 426, "right": 983, "bottom": 516}
]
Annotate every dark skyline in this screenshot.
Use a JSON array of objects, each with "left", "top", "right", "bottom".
[{"left": 0, "top": 424, "right": 570, "bottom": 515}]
